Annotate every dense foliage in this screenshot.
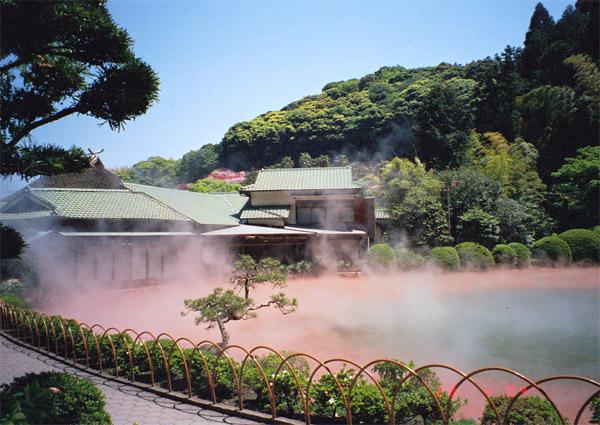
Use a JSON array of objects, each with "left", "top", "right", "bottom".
[
  {"left": 492, "top": 244, "right": 518, "bottom": 267},
  {"left": 0, "top": 372, "right": 111, "bottom": 424},
  {"left": 395, "top": 248, "right": 425, "bottom": 270},
  {"left": 455, "top": 242, "right": 495, "bottom": 270},
  {"left": 116, "top": 156, "right": 178, "bottom": 188},
  {"left": 480, "top": 395, "right": 563, "bottom": 425},
  {"left": 0, "top": 225, "right": 26, "bottom": 259},
  {"left": 189, "top": 178, "right": 241, "bottom": 193},
  {"left": 366, "top": 244, "right": 396, "bottom": 270},
  {"left": 558, "top": 228, "right": 600, "bottom": 263},
  {"left": 120, "top": 2, "right": 597, "bottom": 243},
  {"left": 1, "top": 0, "right": 159, "bottom": 179},
  {"left": 509, "top": 242, "right": 532, "bottom": 268},
  {"left": 531, "top": 235, "right": 572, "bottom": 265},
  {"left": 429, "top": 246, "right": 460, "bottom": 271}
]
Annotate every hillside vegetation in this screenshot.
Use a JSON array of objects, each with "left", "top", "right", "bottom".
[{"left": 119, "top": 1, "right": 599, "bottom": 243}]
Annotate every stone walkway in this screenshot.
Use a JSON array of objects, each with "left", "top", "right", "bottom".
[{"left": 0, "top": 336, "right": 261, "bottom": 425}]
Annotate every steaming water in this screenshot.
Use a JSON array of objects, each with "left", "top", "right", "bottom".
[{"left": 40, "top": 267, "right": 599, "bottom": 421}]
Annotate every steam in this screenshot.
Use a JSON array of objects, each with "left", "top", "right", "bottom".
[{"left": 16, "top": 220, "right": 598, "bottom": 422}]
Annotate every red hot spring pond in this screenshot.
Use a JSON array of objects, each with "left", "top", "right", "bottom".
[{"left": 40, "top": 267, "right": 599, "bottom": 422}]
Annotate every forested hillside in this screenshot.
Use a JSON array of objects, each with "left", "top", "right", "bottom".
[{"left": 119, "top": 1, "right": 599, "bottom": 244}]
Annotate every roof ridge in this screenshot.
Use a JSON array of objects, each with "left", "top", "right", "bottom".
[
  {"left": 30, "top": 188, "right": 131, "bottom": 192},
  {"left": 260, "top": 166, "right": 351, "bottom": 172}
]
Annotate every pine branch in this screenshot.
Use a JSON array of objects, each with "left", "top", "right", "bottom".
[{"left": 9, "top": 106, "right": 80, "bottom": 146}]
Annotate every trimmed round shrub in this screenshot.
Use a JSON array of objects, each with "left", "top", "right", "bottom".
[
  {"left": 508, "top": 242, "right": 531, "bottom": 268},
  {"left": 592, "top": 225, "right": 600, "bottom": 235},
  {"left": 429, "top": 247, "right": 460, "bottom": 271},
  {"left": 0, "top": 371, "right": 111, "bottom": 424},
  {"left": 367, "top": 244, "right": 396, "bottom": 270},
  {"left": 455, "top": 242, "right": 494, "bottom": 270},
  {"left": 395, "top": 248, "right": 425, "bottom": 271},
  {"left": 558, "top": 229, "right": 600, "bottom": 263},
  {"left": 492, "top": 244, "right": 517, "bottom": 267},
  {"left": 531, "top": 236, "right": 572, "bottom": 265}
]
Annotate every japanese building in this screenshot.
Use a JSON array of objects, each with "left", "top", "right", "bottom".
[{"left": 1, "top": 157, "right": 387, "bottom": 285}]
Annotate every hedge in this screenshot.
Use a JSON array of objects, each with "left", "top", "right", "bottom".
[
  {"left": 367, "top": 244, "right": 396, "bottom": 270},
  {"left": 429, "top": 247, "right": 460, "bottom": 271},
  {"left": 455, "top": 242, "right": 495, "bottom": 270},
  {"left": 531, "top": 236, "right": 572, "bottom": 265},
  {"left": 0, "top": 372, "right": 111, "bottom": 424},
  {"left": 508, "top": 242, "right": 531, "bottom": 268},
  {"left": 492, "top": 244, "right": 517, "bottom": 267},
  {"left": 558, "top": 229, "right": 600, "bottom": 263},
  {"left": 395, "top": 248, "right": 425, "bottom": 271}
]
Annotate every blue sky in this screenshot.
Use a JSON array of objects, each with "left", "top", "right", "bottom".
[{"left": 3, "top": 0, "right": 573, "bottom": 192}]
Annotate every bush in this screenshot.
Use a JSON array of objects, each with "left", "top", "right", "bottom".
[
  {"left": 456, "top": 207, "right": 500, "bottom": 247},
  {"left": 531, "top": 236, "right": 572, "bottom": 265},
  {"left": 492, "top": 244, "right": 517, "bottom": 267},
  {"left": 0, "top": 225, "right": 27, "bottom": 259},
  {"left": 366, "top": 244, "right": 396, "bottom": 270},
  {"left": 395, "top": 248, "right": 425, "bottom": 270},
  {"left": 0, "top": 372, "right": 111, "bottom": 424},
  {"left": 593, "top": 225, "right": 600, "bottom": 236},
  {"left": 558, "top": 229, "right": 600, "bottom": 263},
  {"left": 429, "top": 247, "right": 460, "bottom": 271},
  {"left": 0, "top": 293, "right": 29, "bottom": 309},
  {"left": 455, "top": 242, "right": 495, "bottom": 270},
  {"left": 591, "top": 394, "right": 600, "bottom": 424},
  {"left": 508, "top": 242, "right": 531, "bottom": 268},
  {"left": 481, "top": 395, "right": 563, "bottom": 425}
]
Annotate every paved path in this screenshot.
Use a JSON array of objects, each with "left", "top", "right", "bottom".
[{"left": 0, "top": 336, "right": 261, "bottom": 425}]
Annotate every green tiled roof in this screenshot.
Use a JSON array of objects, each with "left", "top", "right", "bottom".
[
  {"left": 375, "top": 208, "right": 391, "bottom": 220},
  {"left": 0, "top": 210, "right": 54, "bottom": 220},
  {"left": 240, "top": 206, "right": 290, "bottom": 220},
  {"left": 125, "top": 183, "right": 240, "bottom": 225},
  {"left": 29, "top": 188, "right": 189, "bottom": 221},
  {"left": 242, "top": 167, "right": 363, "bottom": 192},
  {"left": 214, "top": 192, "right": 249, "bottom": 214}
]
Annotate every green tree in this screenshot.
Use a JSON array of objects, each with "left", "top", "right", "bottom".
[
  {"left": 1, "top": 0, "right": 159, "bottom": 179},
  {"left": 125, "top": 156, "right": 179, "bottom": 188},
  {"left": 382, "top": 157, "right": 452, "bottom": 246},
  {"left": 298, "top": 152, "right": 331, "bottom": 168},
  {"left": 228, "top": 255, "right": 287, "bottom": 299},
  {"left": 550, "top": 146, "right": 600, "bottom": 229},
  {"left": 0, "top": 225, "right": 27, "bottom": 259},
  {"left": 520, "top": 3, "right": 556, "bottom": 85},
  {"left": 456, "top": 208, "right": 500, "bottom": 247},
  {"left": 414, "top": 78, "right": 476, "bottom": 168},
  {"left": 474, "top": 46, "right": 524, "bottom": 141},
  {"left": 183, "top": 256, "right": 296, "bottom": 347},
  {"left": 176, "top": 144, "right": 220, "bottom": 183},
  {"left": 189, "top": 178, "right": 241, "bottom": 193}
]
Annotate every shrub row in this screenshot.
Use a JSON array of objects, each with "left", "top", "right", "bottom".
[
  {"left": 4, "top": 310, "right": 577, "bottom": 425},
  {"left": 367, "top": 226, "right": 599, "bottom": 271}
]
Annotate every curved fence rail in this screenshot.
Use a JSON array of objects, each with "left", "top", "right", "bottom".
[{"left": 0, "top": 303, "right": 598, "bottom": 425}]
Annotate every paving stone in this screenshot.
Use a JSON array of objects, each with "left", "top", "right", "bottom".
[{"left": 0, "top": 336, "right": 262, "bottom": 425}]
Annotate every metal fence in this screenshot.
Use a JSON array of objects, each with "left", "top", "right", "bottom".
[{"left": 0, "top": 302, "right": 598, "bottom": 425}]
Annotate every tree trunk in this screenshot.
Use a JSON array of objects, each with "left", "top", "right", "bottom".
[{"left": 216, "top": 319, "right": 230, "bottom": 349}]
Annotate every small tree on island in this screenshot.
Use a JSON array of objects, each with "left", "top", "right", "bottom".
[{"left": 183, "top": 256, "right": 297, "bottom": 348}]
